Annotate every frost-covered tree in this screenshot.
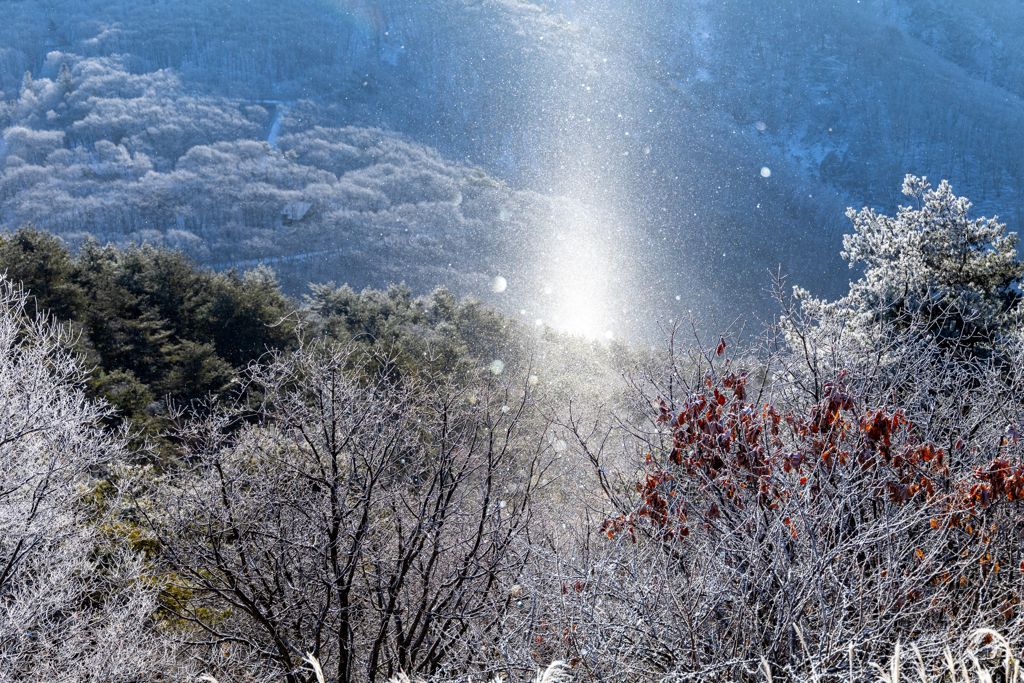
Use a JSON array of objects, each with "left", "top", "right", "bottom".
[
  {"left": 151, "top": 338, "right": 549, "bottom": 683},
  {"left": 800, "top": 175, "right": 1023, "bottom": 354},
  {"left": 0, "top": 275, "right": 183, "bottom": 680}
]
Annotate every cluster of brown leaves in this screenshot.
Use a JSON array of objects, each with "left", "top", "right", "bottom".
[{"left": 604, "top": 347, "right": 1024, "bottom": 547}]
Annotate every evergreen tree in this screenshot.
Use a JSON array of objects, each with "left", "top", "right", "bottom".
[
  {"left": 0, "top": 226, "right": 85, "bottom": 321},
  {"left": 798, "top": 175, "right": 1023, "bottom": 354},
  {"left": 307, "top": 282, "right": 521, "bottom": 381},
  {"left": 56, "top": 62, "right": 74, "bottom": 95},
  {"left": 0, "top": 228, "right": 298, "bottom": 421}
]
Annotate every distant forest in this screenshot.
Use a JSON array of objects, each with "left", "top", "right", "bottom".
[
  {"left": 0, "top": 53, "right": 540, "bottom": 297},
  {"left": 3, "top": 0, "right": 1024, "bottom": 329}
]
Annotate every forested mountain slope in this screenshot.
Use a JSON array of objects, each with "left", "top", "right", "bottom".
[{"left": 0, "top": 0, "right": 1022, "bottom": 337}]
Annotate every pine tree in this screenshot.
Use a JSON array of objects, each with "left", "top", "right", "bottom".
[
  {"left": 56, "top": 62, "right": 74, "bottom": 95},
  {"left": 19, "top": 70, "right": 33, "bottom": 96},
  {"left": 799, "top": 175, "right": 1023, "bottom": 354}
]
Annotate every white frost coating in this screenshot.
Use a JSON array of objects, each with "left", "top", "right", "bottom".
[
  {"left": 794, "top": 175, "right": 1023, "bottom": 353},
  {"left": 0, "top": 276, "right": 183, "bottom": 678}
]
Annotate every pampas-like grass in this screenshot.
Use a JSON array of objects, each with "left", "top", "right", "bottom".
[
  {"left": 867, "top": 629, "right": 1022, "bottom": 683},
  {"left": 198, "top": 630, "right": 1024, "bottom": 683},
  {"left": 199, "top": 652, "right": 327, "bottom": 683},
  {"left": 533, "top": 661, "right": 571, "bottom": 683},
  {"left": 756, "top": 626, "right": 1023, "bottom": 683},
  {"left": 303, "top": 652, "right": 328, "bottom": 683},
  {"left": 380, "top": 659, "right": 570, "bottom": 683}
]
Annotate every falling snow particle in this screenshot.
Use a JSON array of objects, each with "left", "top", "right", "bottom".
[
  {"left": 489, "top": 360, "right": 505, "bottom": 375},
  {"left": 553, "top": 440, "right": 567, "bottom": 453},
  {"left": 604, "top": 330, "right": 614, "bottom": 340},
  {"left": 760, "top": 167, "right": 771, "bottom": 178},
  {"left": 756, "top": 121, "right": 767, "bottom": 131},
  {"left": 492, "top": 276, "right": 508, "bottom": 293},
  {"left": 535, "top": 318, "right": 543, "bottom": 326}
]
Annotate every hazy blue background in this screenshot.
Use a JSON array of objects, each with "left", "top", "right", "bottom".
[{"left": 1, "top": 0, "right": 1021, "bottom": 340}]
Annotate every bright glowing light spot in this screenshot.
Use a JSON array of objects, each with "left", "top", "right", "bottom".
[
  {"left": 535, "top": 318, "right": 543, "bottom": 326},
  {"left": 644, "top": 147, "right": 651, "bottom": 154},
  {"left": 520, "top": 309, "right": 526, "bottom": 315},
  {"left": 553, "top": 439, "right": 567, "bottom": 453},
  {"left": 676, "top": 295, "right": 681, "bottom": 300},
  {"left": 604, "top": 330, "right": 614, "bottom": 340},
  {"left": 501, "top": 406, "right": 510, "bottom": 414},
  {"left": 540, "top": 204, "right": 619, "bottom": 339},
  {"left": 492, "top": 276, "right": 508, "bottom": 293},
  {"left": 760, "top": 166, "right": 771, "bottom": 178},
  {"left": 543, "top": 286, "right": 552, "bottom": 295},
  {"left": 489, "top": 360, "right": 505, "bottom": 375},
  {"left": 756, "top": 121, "right": 767, "bottom": 131}
]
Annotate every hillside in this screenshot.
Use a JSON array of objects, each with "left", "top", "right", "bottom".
[{"left": 1, "top": 0, "right": 1023, "bottom": 339}]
